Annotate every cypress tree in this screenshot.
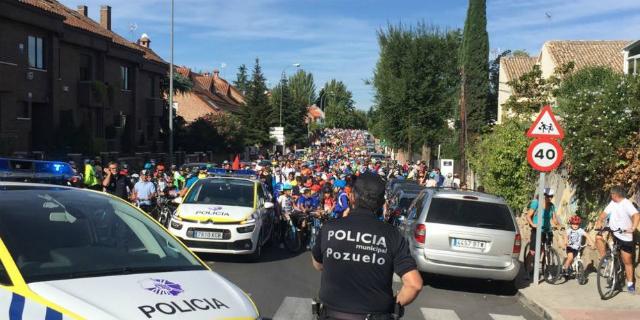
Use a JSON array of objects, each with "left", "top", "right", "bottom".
[
  {"left": 240, "top": 58, "right": 273, "bottom": 147},
  {"left": 460, "top": 0, "right": 489, "bottom": 134}
]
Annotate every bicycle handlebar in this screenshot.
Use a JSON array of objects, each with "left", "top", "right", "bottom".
[{"left": 594, "top": 227, "right": 624, "bottom": 234}]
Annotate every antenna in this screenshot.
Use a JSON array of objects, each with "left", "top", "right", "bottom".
[
  {"left": 545, "top": 12, "right": 552, "bottom": 20},
  {"left": 129, "top": 23, "right": 138, "bottom": 41},
  {"left": 221, "top": 63, "right": 227, "bottom": 78}
]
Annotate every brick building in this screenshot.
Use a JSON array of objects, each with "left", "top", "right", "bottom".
[{"left": 0, "top": 0, "right": 168, "bottom": 157}]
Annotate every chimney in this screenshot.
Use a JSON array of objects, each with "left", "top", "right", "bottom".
[
  {"left": 213, "top": 69, "right": 220, "bottom": 79},
  {"left": 100, "top": 5, "right": 111, "bottom": 31},
  {"left": 138, "top": 33, "right": 151, "bottom": 48},
  {"left": 77, "top": 5, "right": 88, "bottom": 17}
]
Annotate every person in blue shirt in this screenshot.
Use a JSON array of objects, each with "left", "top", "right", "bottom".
[
  {"left": 332, "top": 180, "right": 350, "bottom": 219},
  {"left": 180, "top": 167, "right": 205, "bottom": 197},
  {"left": 525, "top": 188, "right": 560, "bottom": 276}
]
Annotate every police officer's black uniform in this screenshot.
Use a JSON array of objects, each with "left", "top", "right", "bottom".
[{"left": 312, "top": 173, "right": 417, "bottom": 320}]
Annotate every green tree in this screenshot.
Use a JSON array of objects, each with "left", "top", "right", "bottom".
[
  {"left": 372, "top": 23, "right": 461, "bottom": 156},
  {"left": 488, "top": 50, "right": 512, "bottom": 123},
  {"left": 233, "top": 64, "right": 250, "bottom": 96},
  {"left": 460, "top": 0, "right": 489, "bottom": 134},
  {"left": 240, "top": 58, "right": 274, "bottom": 147},
  {"left": 322, "top": 79, "right": 357, "bottom": 129},
  {"left": 270, "top": 77, "right": 308, "bottom": 147},
  {"left": 161, "top": 71, "right": 193, "bottom": 95},
  {"left": 468, "top": 119, "right": 536, "bottom": 211},
  {"left": 289, "top": 70, "right": 316, "bottom": 108}
]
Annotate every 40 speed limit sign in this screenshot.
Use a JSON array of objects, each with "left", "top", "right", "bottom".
[{"left": 527, "top": 138, "right": 563, "bottom": 172}]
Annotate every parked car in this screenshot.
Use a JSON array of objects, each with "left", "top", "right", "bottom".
[{"left": 397, "top": 189, "right": 521, "bottom": 287}]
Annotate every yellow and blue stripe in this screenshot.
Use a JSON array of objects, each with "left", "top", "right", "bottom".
[{"left": 1, "top": 290, "right": 71, "bottom": 320}]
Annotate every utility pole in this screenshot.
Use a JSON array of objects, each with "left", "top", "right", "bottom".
[{"left": 168, "top": 0, "right": 174, "bottom": 167}]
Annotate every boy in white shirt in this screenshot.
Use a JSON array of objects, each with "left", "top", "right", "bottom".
[{"left": 562, "top": 215, "right": 592, "bottom": 274}]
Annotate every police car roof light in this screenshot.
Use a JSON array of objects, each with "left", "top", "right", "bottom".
[
  {"left": 0, "top": 158, "right": 74, "bottom": 180},
  {"left": 206, "top": 168, "right": 256, "bottom": 177}
]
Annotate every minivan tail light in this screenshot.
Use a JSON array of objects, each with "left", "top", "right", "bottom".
[
  {"left": 414, "top": 224, "right": 426, "bottom": 244},
  {"left": 513, "top": 233, "right": 521, "bottom": 254}
]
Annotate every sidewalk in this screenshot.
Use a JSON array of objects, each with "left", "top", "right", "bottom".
[{"left": 518, "top": 273, "right": 640, "bottom": 320}]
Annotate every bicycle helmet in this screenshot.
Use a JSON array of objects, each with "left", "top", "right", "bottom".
[
  {"left": 569, "top": 215, "right": 582, "bottom": 225},
  {"left": 282, "top": 183, "right": 293, "bottom": 191},
  {"left": 334, "top": 180, "right": 347, "bottom": 189}
]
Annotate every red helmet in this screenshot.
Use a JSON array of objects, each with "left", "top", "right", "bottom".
[{"left": 569, "top": 215, "right": 581, "bottom": 225}]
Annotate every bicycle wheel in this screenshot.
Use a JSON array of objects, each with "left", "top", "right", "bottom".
[
  {"left": 576, "top": 260, "right": 587, "bottom": 285},
  {"left": 543, "top": 247, "right": 562, "bottom": 284},
  {"left": 284, "top": 223, "right": 302, "bottom": 253},
  {"left": 597, "top": 255, "right": 617, "bottom": 300}
]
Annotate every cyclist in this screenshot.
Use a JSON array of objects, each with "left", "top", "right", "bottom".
[
  {"left": 131, "top": 170, "right": 157, "bottom": 216},
  {"left": 595, "top": 186, "right": 639, "bottom": 294},
  {"left": 561, "top": 215, "right": 592, "bottom": 275},
  {"left": 332, "top": 179, "right": 349, "bottom": 219},
  {"left": 525, "top": 188, "right": 560, "bottom": 274},
  {"left": 102, "top": 161, "right": 132, "bottom": 200}
]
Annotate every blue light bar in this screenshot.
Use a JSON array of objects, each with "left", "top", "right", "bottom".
[
  {"left": 0, "top": 158, "right": 74, "bottom": 183},
  {"left": 206, "top": 168, "right": 257, "bottom": 177}
]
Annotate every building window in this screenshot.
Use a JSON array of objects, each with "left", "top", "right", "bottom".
[
  {"left": 121, "top": 66, "right": 132, "bottom": 90},
  {"left": 28, "top": 36, "right": 45, "bottom": 70},
  {"left": 628, "top": 57, "right": 639, "bottom": 75},
  {"left": 79, "top": 54, "right": 92, "bottom": 81}
]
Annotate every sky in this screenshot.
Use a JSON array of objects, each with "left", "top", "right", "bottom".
[{"left": 62, "top": 0, "right": 640, "bottom": 110}]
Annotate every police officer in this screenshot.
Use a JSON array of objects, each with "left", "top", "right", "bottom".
[{"left": 311, "top": 172, "right": 422, "bottom": 320}]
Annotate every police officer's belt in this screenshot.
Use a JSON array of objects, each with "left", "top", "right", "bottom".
[{"left": 322, "top": 307, "right": 394, "bottom": 320}]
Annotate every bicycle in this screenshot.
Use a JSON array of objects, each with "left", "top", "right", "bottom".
[
  {"left": 595, "top": 227, "right": 625, "bottom": 300},
  {"left": 152, "top": 195, "right": 174, "bottom": 227},
  {"left": 283, "top": 211, "right": 308, "bottom": 253},
  {"left": 562, "top": 244, "right": 588, "bottom": 285},
  {"left": 308, "top": 210, "right": 328, "bottom": 249},
  {"left": 523, "top": 229, "right": 563, "bottom": 284}
]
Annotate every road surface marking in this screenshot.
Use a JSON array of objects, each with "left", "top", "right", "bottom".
[
  {"left": 490, "top": 314, "right": 526, "bottom": 320},
  {"left": 421, "top": 307, "right": 461, "bottom": 320},
  {"left": 273, "top": 296, "right": 313, "bottom": 320}
]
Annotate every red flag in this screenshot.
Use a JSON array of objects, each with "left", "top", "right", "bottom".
[{"left": 232, "top": 155, "right": 240, "bottom": 170}]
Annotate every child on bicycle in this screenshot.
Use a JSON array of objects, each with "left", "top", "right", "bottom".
[{"left": 561, "top": 215, "right": 593, "bottom": 275}]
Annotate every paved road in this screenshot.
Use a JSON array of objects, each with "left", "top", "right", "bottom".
[{"left": 202, "top": 246, "right": 541, "bottom": 320}]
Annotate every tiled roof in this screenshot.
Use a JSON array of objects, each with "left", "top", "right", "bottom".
[
  {"left": 543, "top": 40, "right": 631, "bottom": 72},
  {"left": 20, "top": 0, "right": 165, "bottom": 64},
  {"left": 175, "top": 67, "right": 245, "bottom": 116},
  {"left": 308, "top": 105, "right": 324, "bottom": 119},
  {"left": 176, "top": 66, "right": 191, "bottom": 78},
  {"left": 501, "top": 56, "right": 537, "bottom": 81}
]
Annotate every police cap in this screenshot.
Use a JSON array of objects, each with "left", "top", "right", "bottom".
[{"left": 352, "top": 172, "right": 385, "bottom": 200}]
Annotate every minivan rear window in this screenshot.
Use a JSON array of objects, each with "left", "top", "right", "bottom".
[{"left": 426, "top": 198, "right": 515, "bottom": 231}]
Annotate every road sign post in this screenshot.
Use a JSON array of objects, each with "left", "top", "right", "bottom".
[{"left": 526, "top": 105, "right": 564, "bottom": 286}]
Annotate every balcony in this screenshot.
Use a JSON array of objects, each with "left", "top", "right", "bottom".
[
  {"left": 146, "top": 97, "right": 164, "bottom": 117},
  {"left": 78, "top": 81, "right": 107, "bottom": 108}
]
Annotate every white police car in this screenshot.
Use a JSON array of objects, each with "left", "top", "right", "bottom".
[
  {"left": 168, "top": 169, "right": 276, "bottom": 260},
  {"left": 0, "top": 159, "right": 260, "bottom": 320}
]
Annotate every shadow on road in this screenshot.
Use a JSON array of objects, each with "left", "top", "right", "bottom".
[
  {"left": 197, "top": 243, "right": 307, "bottom": 264},
  {"left": 421, "top": 262, "right": 531, "bottom": 297}
]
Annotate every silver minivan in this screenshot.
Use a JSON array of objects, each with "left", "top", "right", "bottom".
[{"left": 398, "top": 189, "right": 521, "bottom": 285}]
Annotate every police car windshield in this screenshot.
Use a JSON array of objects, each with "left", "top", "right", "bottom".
[
  {"left": 0, "top": 186, "right": 205, "bottom": 283},
  {"left": 184, "top": 179, "right": 254, "bottom": 207}
]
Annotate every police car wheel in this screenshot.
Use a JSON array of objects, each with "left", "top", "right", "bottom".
[{"left": 248, "top": 237, "right": 262, "bottom": 262}]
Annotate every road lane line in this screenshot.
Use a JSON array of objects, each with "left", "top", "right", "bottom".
[
  {"left": 421, "top": 307, "right": 461, "bottom": 320},
  {"left": 489, "top": 314, "right": 526, "bottom": 320},
  {"left": 273, "top": 296, "right": 313, "bottom": 320}
]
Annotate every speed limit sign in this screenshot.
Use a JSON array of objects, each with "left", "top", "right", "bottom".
[{"left": 527, "top": 138, "right": 563, "bottom": 172}]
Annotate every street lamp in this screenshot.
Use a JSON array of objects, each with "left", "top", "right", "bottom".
[
  {"left": 168, "top": 0, "right": 174, "bottom": 166},
  {"left": 319, "top": 90, "right": 334, "bottom": 111},
  {"left": 279, "top": 63, "right": 301, "bottom": 126}
]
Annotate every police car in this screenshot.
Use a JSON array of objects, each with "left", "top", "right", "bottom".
[
  {"left": 168, "top": 169, "right": 276, "bottom": 260},
  {"left": 0, "top": 158, "right": 260, "bottom": 320}
]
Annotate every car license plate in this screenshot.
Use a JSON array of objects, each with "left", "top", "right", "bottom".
[
  {"left": 194, "top": 231, "right": 224, "bottom": 240},
  {"left": 452, "top": 238, "right": 486, "bottom": 249}
]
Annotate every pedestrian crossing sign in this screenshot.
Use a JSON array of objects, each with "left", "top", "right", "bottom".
[{"left": 526, "top": 105, "right": 564, "bottom": 139}]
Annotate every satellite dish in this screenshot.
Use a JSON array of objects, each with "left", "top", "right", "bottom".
[
  {"left": 545, "top": 12, "right": 552, "bottom": 19},
  {"left": 129, "top": 23, "right": 138, "bottom": 32}
]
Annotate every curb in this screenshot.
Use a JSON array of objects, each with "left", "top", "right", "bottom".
[{"left": 517, "top": 290, "right": 563, "bottom": 320}]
